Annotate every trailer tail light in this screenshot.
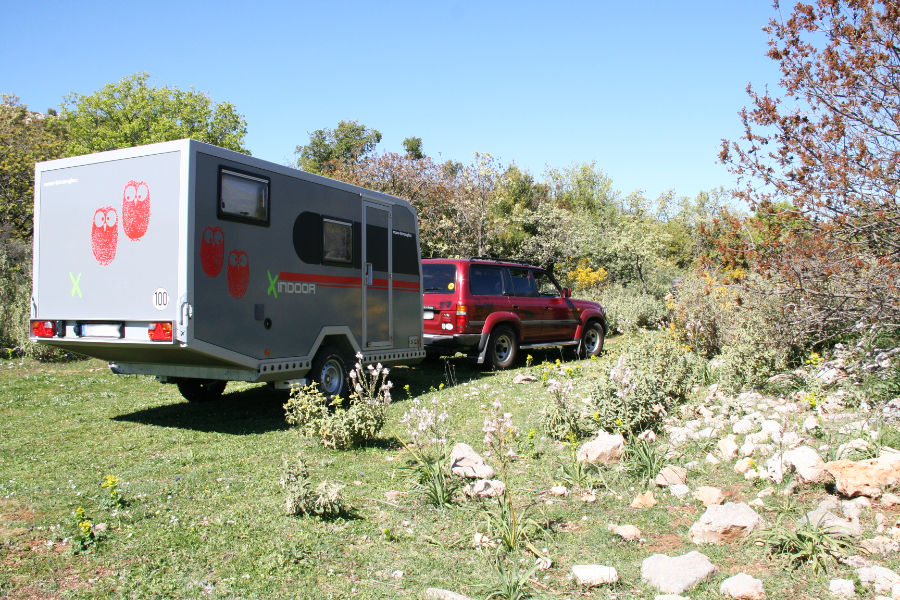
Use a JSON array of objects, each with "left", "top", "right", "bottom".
[
  {"left": 455, "top": 304, "right": 468, "bottom": 331},
  {"left": 148, "top": 322, "right": 173, "bottom": 342},
  {"left": 31, "top": 320, "right": 56, "bottom": 338}
]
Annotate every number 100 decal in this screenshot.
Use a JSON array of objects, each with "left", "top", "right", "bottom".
[{"left": 153, "top": 288, "right": 169, "bottom": 311}]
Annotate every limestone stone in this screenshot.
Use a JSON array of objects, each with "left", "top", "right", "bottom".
[
  {"left": 856, "top": 565, "right": 900, "bottom": 594},
  {"left": 450, "top": 443, "right": 495, "bottom": 479},
  {"left": 824, "top": 452, "right": 900, "bottom": 499},
  {"left": 640, "top": 551, "right": 717, "bottom": 594},
  {"left": 718, "top": 435, "right": 739, "bottom": 459},
  {"left": 630, "top": 491, "right": 658, "bottom": 508},
  {"left": 607, "top": 523, "right": 642, "bottom": 541},
  {"left": 693, "top": 486, "right": 725, "bottom": 506},
  {"left": 425, "top": 589, "right": 473, "bottom": 600},
  {"left": 783, "top": 445, "right": 827, "bottom": 485},
  {"left": 720, "top": 573, "right": 766, "bottom": 600},
  {"left": 828, "top": 578, "right": 856, "bottom": 597},
  {"left": 688, "top": 502, "right": 765, "bottom": 545},
  {"left": 571, "top": 564, "right": 618, "bottom": 586},
  {"left": 577, "top": 431, "right": 625, "bottom": 465},
  {"left": 463, "top": 479, "right": 506, "bottom": 499}
]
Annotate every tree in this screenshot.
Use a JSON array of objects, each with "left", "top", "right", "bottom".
[
  {"left": 721, "top": 0, "right": 900, "bottom": 341},
  {"left": 295, "top": 120, "right": 382, "bottom": 174},
  {"left": 0, "top": 96, "right": 66, "bottom": 239},
  {"left": 61, "top": 73, "right": 248, "bottom": 156},
  {"left": 402, "top": 136, "right": 424, "bottom": 160}
]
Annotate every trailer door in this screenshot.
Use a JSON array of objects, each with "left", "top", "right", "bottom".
[{"left": 362, "top": 200, "right": 392, "bottom": 348}]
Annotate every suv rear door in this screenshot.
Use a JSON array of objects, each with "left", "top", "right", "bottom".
[
  {"left": 533, "top": 269, "right": 580, "bottom": 341},
  {"left": 505, "top": 267, "right": 548, "bottom": 343}
]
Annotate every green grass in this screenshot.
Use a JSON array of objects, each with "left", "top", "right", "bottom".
[{"left": 0, "top": 335, "right": 889, "bottom": 599}]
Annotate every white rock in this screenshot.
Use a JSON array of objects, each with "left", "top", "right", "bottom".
[
  {"left": 802, "top": 416, "right": 820, "bottom": 432},
  {"left": 693, "top": 486, "right": 725, "bottom": 506},
  {"left": 856, "top": 565, "right": 900, "bottom": 594},
  {"left": 718, "top": 435, "right": 739, "bottom": 459},
  {"left": 689, "top": 502, "right": 766, "bottom": 545},
  {"left": 571, "top": 564, "right": 618, "bottom": 586},
  {"left": 463, "top": 479, "right": 506, "bottom": 498},
  {"left": 669, "top": 484, "right": 690, "bottom": 498},
  {"left": 450, "top": 443, "right": 495, "bottom": 479},
  {"left": 881, "top": 493, "right": 900, "bottom": 507},
  {"left": 781, "top": 431, "right": 803, "bottom": 449},
  {"left": 654, "top": 596, "right": 690, "bottom": 600},
  {"left": 802, "top": 508, "right": 862, "bottom": 538},
  {"left": 549, "top": 485, "right": 568, "bottom": 496},
  {"left": 735, "top": 458, "right": 754, "bottom": 474},
  {"left": 783, "top": 445, "right": 827, "bottom": 485},
  {"left": 641, "top": 551, "right": 717, "bottom": 594},
  {"left": 828, "top": 578, "right": 856, "bottom": 597},
  {"left": 860, "top": 536, "right": 900, "bottom": 555},
  {"left": 425, "top": 588, "right": 473, "bottom": 600},
  {"left": 577, "top": 431, "right": 625, "bottom": 464},
  {"left": 656, "top": 465, "right": 687, "bottom": 487},
  {"left": 764, "top": 453, "right": 785, "bottom": 483},
  {"left": 740, "top": 441, "right": 757, "bottom": 458},
  {"left": 705, "top": 452, "right": 721, "bottom": 465},
  {"left": 720, "top": 573, "right": 766, "bottom": 600},
  {"left": 824, "top": 452, "right": 900, "bottom": 498},
  {"left": 733, "top": 418, "right": 755, "bottom": 435},
  {"left": 607, "top": 523, "right": 641, "bottom": 541}
]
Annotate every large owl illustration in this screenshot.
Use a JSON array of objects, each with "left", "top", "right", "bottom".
[
  {"left": 122, "top": 180, "right": 150, "bottom": 240},
  {"left": 227, "top": 250, "right": 249, "bottom": 298},
  {"left": 200, "top": 226, "right": 225, "bottom": 277},
  {"left": 91, "top": 207, "right": 118, "bottom": 265}
]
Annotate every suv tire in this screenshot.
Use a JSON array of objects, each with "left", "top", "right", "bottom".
[
  {"left": 579, "top": 321, "right": 605, "bottom": 358},
  {"left": 487, "top": 325, "right": 518, "bottom": 370}
]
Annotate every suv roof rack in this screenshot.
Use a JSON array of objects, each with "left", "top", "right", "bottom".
[{"left": 469, "top": 256, "right": 534, "bottom": 266}]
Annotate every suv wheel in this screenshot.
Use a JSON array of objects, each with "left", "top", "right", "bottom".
[
  {"left": 579, "top": 321, "right": 605, "bottom": 358},
  {"left": 487, "top": 325, "right": 518, "bottom": 369}
]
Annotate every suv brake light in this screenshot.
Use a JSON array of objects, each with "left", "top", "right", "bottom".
[
  {"left": 148, "top": 322, "right": 173, "bottom": 341},
  {"left": 455, "top": 304, "right": 468, "bottom": 331},
  {"left": 31, "top": 320, "right": 56, "bottom": 338}
]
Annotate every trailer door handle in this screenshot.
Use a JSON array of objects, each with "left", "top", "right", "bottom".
[{"left": 365, "top": 263, "right": 373, "bottom": 286}]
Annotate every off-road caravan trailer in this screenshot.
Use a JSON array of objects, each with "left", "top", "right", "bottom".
[{"left": 30, "top": 139, "right": 425, "bottom": 401}]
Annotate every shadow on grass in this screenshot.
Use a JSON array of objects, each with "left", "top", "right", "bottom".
[{"left": 113, "top": 384, "right": 290, "bottom": 435}]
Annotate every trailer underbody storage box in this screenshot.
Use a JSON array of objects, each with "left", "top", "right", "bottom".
[{"left": 31, "top": 139, "right": 425, "bottom": 401}]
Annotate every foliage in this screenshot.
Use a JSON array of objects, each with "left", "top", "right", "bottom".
[
  {"left": 100, "top": 474, "right": 127, "bottom": 510},
  {"left": 599, "top": 284, "right": 668, "bottom": 334},
  {"left": 482, "top": 400, "right": 520, "bottom": 471},
  {"left": 540, "top": 379, "right": 589, "bottom": 441},
  {"left": 588, "top": 331, "right": 698, "bottom": 434},
  {"left": 295, "top": 119, "right": 382, "bottom": 174},
  {"left": 481, "top": 491, "right": 542, "bottom": 553},
  {"left": 721, "top": 0, "right": 900, "bottom": 342},
  {"left": 400, "top": 442, "right": 460, "bottom": 508},
  {"left": 402, "top": 136, "right": 424, "bottom": 160},
  {"left": 71, "top": 505, "right": 103, "bottom": 554},
  {"left": 484, "top": 554, "right": 538, "bottom": 600},
  {"left": 61, "top": 73, "right": 248, "bottom": 156},
  {"left": 0, "top": 95, "right": 66, "bottom": 239},
  {"left": 284, "top": 357, "right": 393, "bottom": 449},
  {"left": 280, "top": 458, "right": 347, "bottom": 518},
  {"left": 754, "top": 519, "right": 854, "bottom": 574},
  {"left": 0, "top": 236, "right": 32, "bottom": 354},
  {"left": 555, "top": 437, "right": 600, "bottom": 488},
  {"left": 623, "top": 437, "right": 665, "bottom": 483}
]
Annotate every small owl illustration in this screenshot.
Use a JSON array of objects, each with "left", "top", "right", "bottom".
[
  {"left": 122, "top": 180, "right": 150, "bottom": 240},
  {"left": 91, "top": 206, "right": 118, "bottom": 265},
  {"left": 200, "top": 226, "right": 225, "bottom": 277},
  {"left": 227, "top": 249, "right": 249, "bottom": 298}
]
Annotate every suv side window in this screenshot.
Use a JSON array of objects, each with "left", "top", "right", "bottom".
[
  {"left": 534, "top": 270, "right": 562, "bottom": 297},
  {"left": 508, "top": 268, "right": 537, "bottom": 296},
  {"left": 469, "top": 266, "right": 504, "bottom": 296}
]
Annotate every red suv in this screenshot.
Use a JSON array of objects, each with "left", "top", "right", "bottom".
[{"left": 422, "top": 257, "right": 607, "bottom": 369}]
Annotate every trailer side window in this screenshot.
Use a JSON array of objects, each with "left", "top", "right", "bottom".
[
  {"left": 218, "top": 168, "right": 269, "bottom": 225},
  {"left": 323, "top": 218, "right": 353, "bottom": 265}
]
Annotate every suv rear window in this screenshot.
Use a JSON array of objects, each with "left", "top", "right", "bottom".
[
  {"left": 423, "top": 263, "right": 456, "bottom": 294},
  {"left": 469, "top": 266, "right": 504, "bottom": 296},
  {"left": 508, "top": 268, "right": 536, "bottom": 296}
]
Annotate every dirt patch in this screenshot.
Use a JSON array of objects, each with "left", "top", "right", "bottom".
[
  {"left": 0, "top": 498, "right": 35, "bottom": 542},
  {"left": 645, "top": 532, "right": 684, "bottom": 552}
]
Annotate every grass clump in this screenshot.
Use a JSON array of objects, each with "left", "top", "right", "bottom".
[
  {"left": 754, "top": 519, "right": 854, "bottom": 574},
  {"left": 284, "top": 356, "right": 392, "bottom": 449}
]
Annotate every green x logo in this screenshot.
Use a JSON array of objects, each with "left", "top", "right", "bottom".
[
  {"left": 69, "top": 272, "right": 82, "bottom": 298},
  {"left": 267, "top": 270, "right": 279, "bottom": 298}
]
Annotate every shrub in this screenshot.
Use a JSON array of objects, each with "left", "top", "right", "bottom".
[
  {"left": 281, "top": 458, "right": 347, "bottom": 518},
  {"left": 284, "top": 356, "right": 392, "bottom": 449},
  {"left": 597, "top": 284, "right": 668, "bottom": 334},
  {"left": 588, "top": 331, "right": 698, "bottom": 434},
  {"left": 0, "top": 236, "right": 32, "bottom": 354},
  {"left": 713, "top": 327, "right": 790, "bottom": 393},
  {"left": 540, "top": 379, "right": 590, "bottom": 441}
]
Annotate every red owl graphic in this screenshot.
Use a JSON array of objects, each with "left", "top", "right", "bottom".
[
  {"left": 200, "top": 226, "right": 225, "bottom": 277},
  {"left": 227, "top": 250, "right": 249, "bottom": 298},
  {"left": 122, "top": 180, "right": 150, "bottom": 240},
  {"left": 91, "top": 206, "right": 118, "bottom": 265}
]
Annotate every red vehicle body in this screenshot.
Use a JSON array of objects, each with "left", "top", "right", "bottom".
[{"left": 422, "top": 257, "right": 607, "bottom": 368}]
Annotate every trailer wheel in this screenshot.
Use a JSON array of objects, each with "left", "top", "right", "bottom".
[
  {"left": 176, "top": 379, "right": 227, "bottom": 403},
  {"left": 311, "top": 346, "right": 351, "bottom": 400}
]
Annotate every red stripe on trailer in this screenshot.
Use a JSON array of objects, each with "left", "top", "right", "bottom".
[{"left": 278, "top": 272, "right": 421, "bottom": 292}]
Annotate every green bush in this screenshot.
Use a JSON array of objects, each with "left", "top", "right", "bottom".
[
  {"left": 588, "top": 331, "right": 699, "bottom": 434},
  {"left": 283, "top": 358, "right": 392, "bottom": 449},
  {"left": 540, "top": 379, "right": 590, "bottom": 441},
  {"left": 0, "top": 236, "right": 32, "bottom": 354},
  {"left": 714, "top": 334, "right": 789, "bottom": 394},
  {"left": 597, "top": 284, "right": 668, "bottom": 334}
]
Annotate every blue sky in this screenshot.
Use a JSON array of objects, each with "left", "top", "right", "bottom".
[{"left": 1, "top": 1, "right": 781, "bottom": 201}]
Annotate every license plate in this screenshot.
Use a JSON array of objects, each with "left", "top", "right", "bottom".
[
  {"left": 80, "top": 323, "right": 123, "bottom": 338},
  {"left": 423, "top": 309, "right": 435, "bottom": 320}
]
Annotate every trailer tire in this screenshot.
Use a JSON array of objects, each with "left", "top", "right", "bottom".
[
  {"left": 486, "top": 325, "right": 518, "bottom": 370},
  {"left": 311, "top": 346, "right": 351, "bottom": 400},
  {"left": 176, "top": 379, "right": 227, "bottom": 403}
]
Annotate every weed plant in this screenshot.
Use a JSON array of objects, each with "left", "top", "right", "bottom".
[
  {"left": 754, "top": 519, "right": 854, "bottom": 574},
  {"left": 484, "top": 554, "right": 538, "bottom": 600}
]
